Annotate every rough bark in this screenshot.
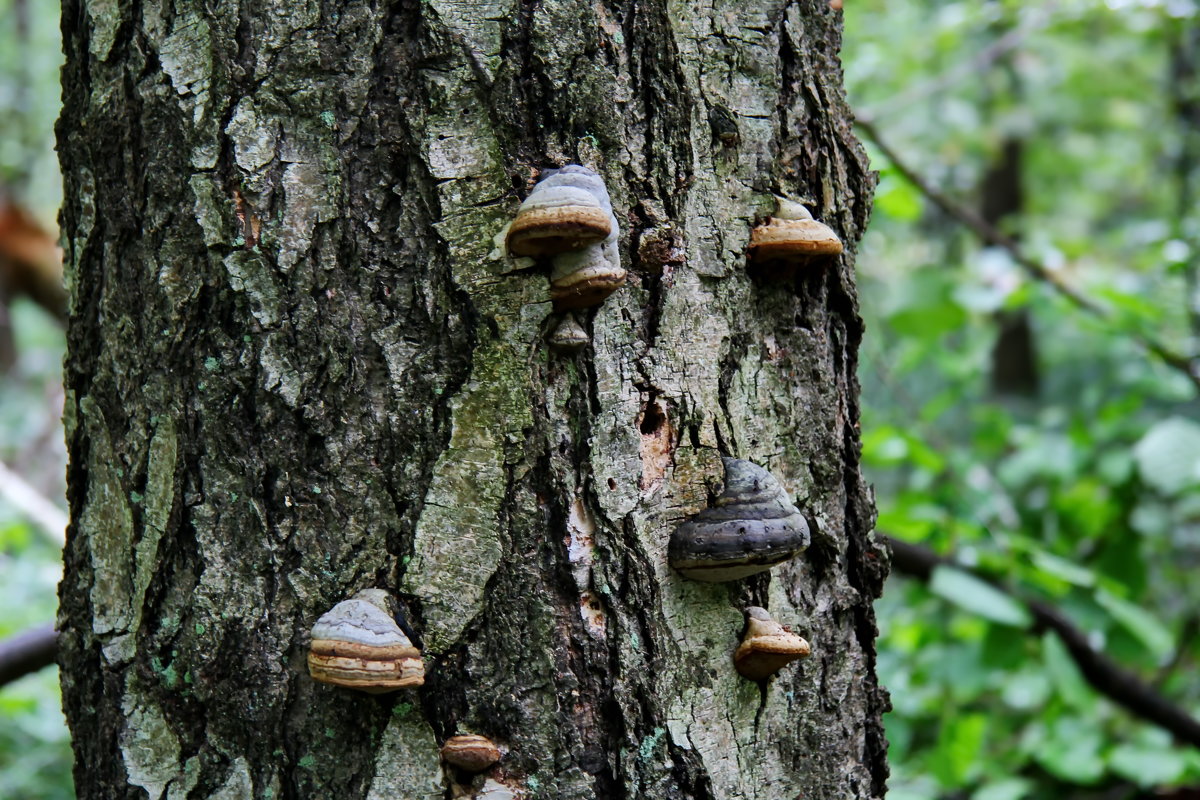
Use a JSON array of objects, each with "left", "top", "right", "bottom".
[{"left": 57, "top": 0, "right": 887, "bottom": 798}]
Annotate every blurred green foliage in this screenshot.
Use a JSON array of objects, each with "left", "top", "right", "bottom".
[
  {"left": 847, "top": 1, "right": 1200, "bottom": 798},
  {"left": 0, "top": 301, "right": 70, "bottom": 800},
  {"left": 0, "top": 0, "right": 62, "bottom": 210},
  {"left": 1, "top": 0, "right": 69, "bottom": 796}
]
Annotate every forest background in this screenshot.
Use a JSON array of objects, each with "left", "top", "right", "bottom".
[{"left": 2, "top": 1, "right": 1199, "bottom": 799}]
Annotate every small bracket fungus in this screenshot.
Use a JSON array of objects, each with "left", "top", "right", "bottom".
[
  {"left": 748, "top": 196, "right": 843, "bottom": 280},
  {"left": 307, "top": 588, "right": 424, "bottom": 692},
  {"left": 507, "top": 165, "right": 626, "bottom": 312},
  {"left": 734, "top": 606, "right": 811, "bottom": 680},
  {"left": 668, "top": 458, "right": 810, "bottom": 582},
  {"left": 441, "top": 734, "right": 502, "bottom": 773},
  {"left": 548, "top": 313, "right": 589, "bottom": 352},
  {"left": 548, "top": 236, "right": 625, "bottom": 310}
]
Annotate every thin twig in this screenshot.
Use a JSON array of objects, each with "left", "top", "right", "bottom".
[
  {"left": 884, "top": 535, "right": 1200, "bottom": 750},
  {"left": 856, "top": 117, "right": 1200, "bottom": 393},
  {"left": 0, "top": 460, "right": 66, "bottom": 545},
  {"left": 0, "top": 622, "right": 57, "bottom": 688}
]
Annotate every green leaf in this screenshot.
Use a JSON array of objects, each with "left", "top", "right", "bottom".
[
  {"left": 972, "top": 777, "right": 1034, "bottom": 800},
  {"left": 1108, "top": 744, "right": 1187, "bottom": 787},
  {"left": 1133, "top": 417, "right": 1200, "bottom": 495},
  {"left": 1035, "top": 717, "right": 1104, "bottom": 784},
  {"left": 874, "top": 172, "right": 925, "bottom": 221},
  {"left": 1042, "top": 631, "right": 1093, "bottom": 709},
  {"left": 929, "top": 566, "right": 1032, "bottom": 627},
  {"left": 932, "top": 712, "right": 988, "bottom": 788},
  {"left": 1094, "top": 589, "right": 1173, "bottom": 661},
  {"left": 1030, "top": 550, "right": 1096, "bottom": 588}
]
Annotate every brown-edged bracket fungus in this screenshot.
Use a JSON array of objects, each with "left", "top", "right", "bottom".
[
  {"left": 668, "top": 458, "right": 810, "bottom": 582},
  {"left": 307, "top": 588, "right": 424, "bottom": 692},
  {"left": 506, "top": 165, "right": 626, "bottom": 311},
  {"left": 548, "top": 313, "right": 589, "bottom": 352},
  {"left": 441, "top": 735, "right": 502, "bottom": 772},
  {"left": 734, "top": 606, "right": 811, "bottom": 680},
  {"left": 748, "top": 196, "right": 843, "bottom": 280}
]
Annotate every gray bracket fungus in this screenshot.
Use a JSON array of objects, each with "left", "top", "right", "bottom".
[
  {"left": 505, "top": 164, "right": 627, "bottom": 312},
  {"left": 668, "top": 458, "right": 810, "bottom": 582}
]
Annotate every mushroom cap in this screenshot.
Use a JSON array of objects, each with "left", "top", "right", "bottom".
[
  {"left": 507, "top": 202, "right": 613, "bottom": 257},
  {"left": 308, "top": 590, "right": 424, "bottom": 692},
  {"left": 441, "top": 734, "right": 502, "bottom": 772},
  {"left": 669, "top": 459, "right": 810, "bottom": 582},
  {"left": 548, "top": 238, "right": 626, "bottom": 311},
  {"left": 548, "top": 315, "right": 589, "bottom": 351},
  {"left": 749, "top": 217, "right": 843, "bottom": 261},
  {"left": 734, "top": 606, "right": 811, "bottom": 680},
  {"left": 507, "top": 166, "right": 616, "bottom": 257}
]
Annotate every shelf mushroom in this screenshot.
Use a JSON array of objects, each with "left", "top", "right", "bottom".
[
  {"left": 748, "top": 196, "right": 843, "bottom": 280},
  {"left": 307, "top": 589, "right": 424, "bottom": 692},
  {"left": 668, "top": 458, "right": 810, "bottom": 582},
  {"left": 734, "top": 606, "right": 811, "bottom": 680}
]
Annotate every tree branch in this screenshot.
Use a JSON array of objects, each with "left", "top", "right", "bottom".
[
  {"left": 0, "top": 622, "right": 57, "bottom": 688},
  {"left": 0, "top": 459, "right": 66, "bottom": 545},
  {"left": 883, "top": 534, "right": 1200, "bottom": 749},
  {"left": 855, "top": 118, "right": 1200, "bottom": 394}
]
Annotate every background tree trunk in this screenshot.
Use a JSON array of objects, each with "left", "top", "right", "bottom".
[{"left": 57, "top": 0, "right": 887, "bottom": 797}]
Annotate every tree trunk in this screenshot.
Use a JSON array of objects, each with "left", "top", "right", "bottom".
[{"left": 57, "top": 1, "right": 887, "bottom": 798}]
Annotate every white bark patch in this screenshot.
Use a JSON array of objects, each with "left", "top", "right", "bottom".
[
  {"left": 225, "top": 101, "right": 278, "bottom": 174},
  {"left": 224, "top": 252, "right": 283, "bottom": 327},
  {"left": 208, "top": 757, "right": 253, "bottom": 800},
  {"left": 80, "top": 396, "right": 135, "bottom": 641},
  {"left": 86, "top": 0, "right": 120, "bottom": 59},
  {"left": 131, "top": 417, "right": 178, "bottom": 632},
  {"left": 260, "top": 333, "right": 303, "bottom": 406},
  {"left": 565, "top": 498, "right": 595, "bottom": 586},
  {"left": 278, "top": 160, "right": 338, "bottom": 272},
  {"left": 365, "top": 713, "right": 444, "bottom": 800},
  {"left": 120, "top": 685, "right": 182, "bottom": 800},
  {"left": 566, "top": 499, "right": 607, "bottom": 639},
  {"left": 427, "top": 0, "right": 508, "bottom": 75}
]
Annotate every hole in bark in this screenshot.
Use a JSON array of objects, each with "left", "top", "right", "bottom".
[
  {"left": 607, "top": 478, "right": 617, "bottom": 491},
  {"left": 639, "top": 398, "right": 666, "bottom": 434},
  {"left": 638, "top": 395, "right": 674, "bottom": 492}
]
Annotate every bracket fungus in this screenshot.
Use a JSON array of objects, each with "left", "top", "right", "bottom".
[
  {"left": 307, "top": 588, "right": 424, "bottom": 692},
  {"left": 507, "top": 166, "right": 613, "bottom": 257},
  {"left": 548, "top": 313, "right": 589, "bottom": 352},
  {"left": 734, "top": 606, "right": 811, "bottom": 680},
  {"left": 748, "top": 196, "right": 843, "bottom": 280},
  {"left": 441, "top": 734, "right": 502, "bottom": 772},
  {"left": 507, "top": 165, "right": 626, "bottom": 311},
  {"left": 668, "top": 458, "right": 810, "bottom": 582}
]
